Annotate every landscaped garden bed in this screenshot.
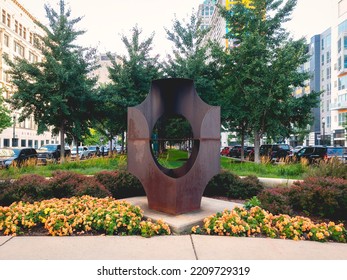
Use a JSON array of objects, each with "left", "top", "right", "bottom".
[
  {"left": 0, "top": 195, "right": 170, "bottom": 237},
  {"left": 0, "top": 153, "right": 346, "bottom": 243},
  {"left": 191, "top": 206, "right": 347, "bottom": 243}
]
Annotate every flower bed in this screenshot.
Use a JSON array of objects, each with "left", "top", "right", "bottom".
[
  {"left": 0, "top": 195, "right": 170, "bottom": 237},
  {"left": 191, "top": 206, "right": 347, "bottom": 243}
]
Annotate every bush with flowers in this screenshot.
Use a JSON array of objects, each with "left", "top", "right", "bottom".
[
  {"left": 191, "top": 206, "right": 347, "bottom": 243},
  {"left": 0, "top": 195, "right": 171, "bottom": 237}
]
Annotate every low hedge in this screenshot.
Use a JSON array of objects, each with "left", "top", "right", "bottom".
[
  {"left": 258, "top": 176, "right": 347, "bottom": 221},
  {"left": 204, "top": 170, "right": 264, "bottom": 199},
  {"left": 0, "top": 171, "right": 145, "bottom": 206},
  {"left": 94, "top": 171, "right": 145, "bottom": 198}
]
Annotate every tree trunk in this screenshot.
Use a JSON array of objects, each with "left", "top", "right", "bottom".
[
  {"left": 109, "top": 133, "right": 114, "bottom": 156},
  {"left": 60, "top": 123, "right": 65, "bottom": 163},
  {"left": 254, "top": 130, "right": 261, "bottom": 163},
  {"left": 240, "top": 129, "right": 245, "bottom": 161}
]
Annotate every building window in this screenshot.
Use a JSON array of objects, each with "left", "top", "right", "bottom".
[
  {"left": 14, "top": 41, "right": 25, "bottom": 57},
  {"left": 3, "top": 139, "right": 10, "bottom": 147},
  {"left": 338, "top": 38, "right": 342, "bottom": 53},
  {"left": 34, "top": 140, "right": 38, "bottom": 149},
  {"left": 3, "top": 10, "right": 10, "bottom": 27},
  {"left": 344, "top": 36, "right": 347, "bottom": 49},
  {"left": 46, "top": 140, "right": 49, "bottom": 144},
  {"left": 338, "top": 75, "right": 347, "bottom": 90},
  {"left": 338, "top": 56, "right": 342, "bottom": 70},
  {"left": 4, "top": 34, "right": 9, "bottom": 47},
  {"left": 344, "top": 55, "right": 347, "bottom": 68},
  {"left": 327, "top": 67, "right": 331, "bottom": 79},
  {"left": 2, "top": 10, "right": 6, "bottom": 24},
  {"left": 12, "top": 138, "right": 18, "bottom": 147},
  {"left": 338, "top": 112, "right": 347, "bottom": 126},
  {"left": 4, "top": 72, "right": 11, "bottom": 83},
  {"left": 29, "top": 51, "right": 38, "bottom": 63},
  {"left": 28, "top": 140, "right": 33, "bottom": 147},
  {"left": 21, "top": 139, "right": 26, "bottom": 147},
  {"left": 23, "top": 27, "right": 26, "bottom": 39},
  {"left": 29, "top": 32, "right": 33, "bottom": 44},
  {"left": 327, "top": 51, "right": 331, "bottom": 63},
  {"left": 41, "top": 140, "right": 44, "bottom": 147},
  {"left": 321, "top": 38, "right": 325, "bottom": 50},
  {"left": 15, "top": 20, "right": 18, "bottom": 33},
  {"left": 19, "top": 23, "right": 23, "bottom": 37},
  {"left": 6, "top": 14, "right": 10, "bottom": 27},
  {"left": 321, "top": 54, "right": 324, "bottom": 65}
]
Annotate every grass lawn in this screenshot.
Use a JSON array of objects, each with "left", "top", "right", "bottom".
[
  {"left": 0, "top": 149, "right": 309, "bottom": 180},
  {"left": 0, "top": 156, "right": 126, "bottom": 179}
]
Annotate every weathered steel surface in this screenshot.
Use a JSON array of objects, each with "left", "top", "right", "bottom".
[{"left": 127, "top": 78, "right": 220, "bottom": 215}]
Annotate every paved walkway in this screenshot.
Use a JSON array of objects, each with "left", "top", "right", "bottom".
[{"left": 0, "top": 235, "right": 346, "bottom": 260}]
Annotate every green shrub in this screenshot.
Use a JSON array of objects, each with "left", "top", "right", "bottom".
[
  {"left": 0, "top": 179, "right": 16, "bottom": 206},
  {"left": 289, "top": 177, "right": 347, "bottom": 220},
  {"left": 0, "top": 175, "right": 48, "bottom": 205},
  {"left": 257, "top": 187, "right": 293, "bottom": 215},
  {"left": 204, "top": 171, "right": 240, "bottom": 197},
  {"left": 204, "top": 171, "right": 264, "bottom": 199},
  {"left": 258, "top": 176, "right": 347, "bottom": 221},
  {"left": 49, "top": 171, "right": 110, "bottom": 198},
  {"left": 94, "top": 171, "right": 145, "bottom": 198},
  {"left": 230, "top": 175, "right": 264, "bottom": 199}
]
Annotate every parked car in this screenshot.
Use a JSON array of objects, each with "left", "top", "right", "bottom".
[
  {"left": 292, "top": 145, "right": 305, "bottom": 154},
  {"left": 259, "top": 144, "right": 292, "bottom": 161},
  {"left": 100, "top": 146, "right": 109, "bottom": 156},
  {"left": 71, "top": 146, "right": 90, "bottom": 160},
  {"left": 36, "top": 144, "right": 71, "bottom": 165},
  {"left": 293, "top": 146, "right": 345, "bottom": 163},
  {"left": 228, "top": 145, "right": 253, "bottom": 158},
  {"left": 88, "top": 145, "right": 100, "bottom": 157},
  {"left": 220, "top": 146, "right": 232, "bottom": 156},
  {"left": 0, "top": 147, "right": 37, "bottom": 168}
]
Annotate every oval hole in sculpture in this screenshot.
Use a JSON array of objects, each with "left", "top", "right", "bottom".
[{"left": 150, "top": 114, "right": 198, "bottom": 178}]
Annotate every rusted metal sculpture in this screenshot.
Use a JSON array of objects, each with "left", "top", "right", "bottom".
[{"left": 127, "top": 78, "right": 220, "bottom": 215}]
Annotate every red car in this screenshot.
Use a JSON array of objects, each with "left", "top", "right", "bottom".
[{"left": 220, "top": 146, "right": 232, "bottom": 156}]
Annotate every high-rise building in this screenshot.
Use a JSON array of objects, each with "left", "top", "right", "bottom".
[
  {"left": 0, "top": 0, "right": 55, "bottom": 149},
  {"left": 330, "top": 0, "right": 347, "bottom": 146}
]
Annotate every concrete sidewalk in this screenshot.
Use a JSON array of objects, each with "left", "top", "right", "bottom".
[{"left": 0, "top": 235, "right": 346, "bottom": 260}]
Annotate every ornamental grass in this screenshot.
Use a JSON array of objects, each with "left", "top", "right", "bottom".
[
  {"left": 191, "top": 206, "right": 347, "bottom": 243},
  {"left": 0, "top": 195, "right": 170, "bottom": 237}
]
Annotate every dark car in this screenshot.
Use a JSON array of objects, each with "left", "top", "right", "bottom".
[
  {"left": 259, "top": 144, "right": 291, "bottom": 161},
  {"left": 228, "top": 145, "right": 253, "bottom": 158},
  {"left": 36, "top": 144, "right": 71, "bottom": 165},
  {"left": 0, "top": 147, "right": 37, "bottom": 168},
  {"left": 294, "top": 146, "right": 345, "bottom": 163}
]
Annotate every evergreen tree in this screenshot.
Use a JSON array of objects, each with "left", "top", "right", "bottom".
[
  {"left": 216, "top": 0, "right": 320, "bottom": 162},
  {"left": 4, "top": 0, "right": 98, "bottom": 160}
]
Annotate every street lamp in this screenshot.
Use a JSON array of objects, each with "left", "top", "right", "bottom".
[{"left": 12, "top": 115, "right": 17, "bottom": 147}]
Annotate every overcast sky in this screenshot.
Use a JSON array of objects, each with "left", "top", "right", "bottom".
[{"left": 18, "top": 0, "right": 335, "bottom": 57}]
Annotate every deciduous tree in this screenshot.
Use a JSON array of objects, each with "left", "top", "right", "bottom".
[
  {"left": 4, "top": 0, "right": 98, "bottom": 160},
  {"left": 216, "top": 0, "right": 320, "bottom": 162}
]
